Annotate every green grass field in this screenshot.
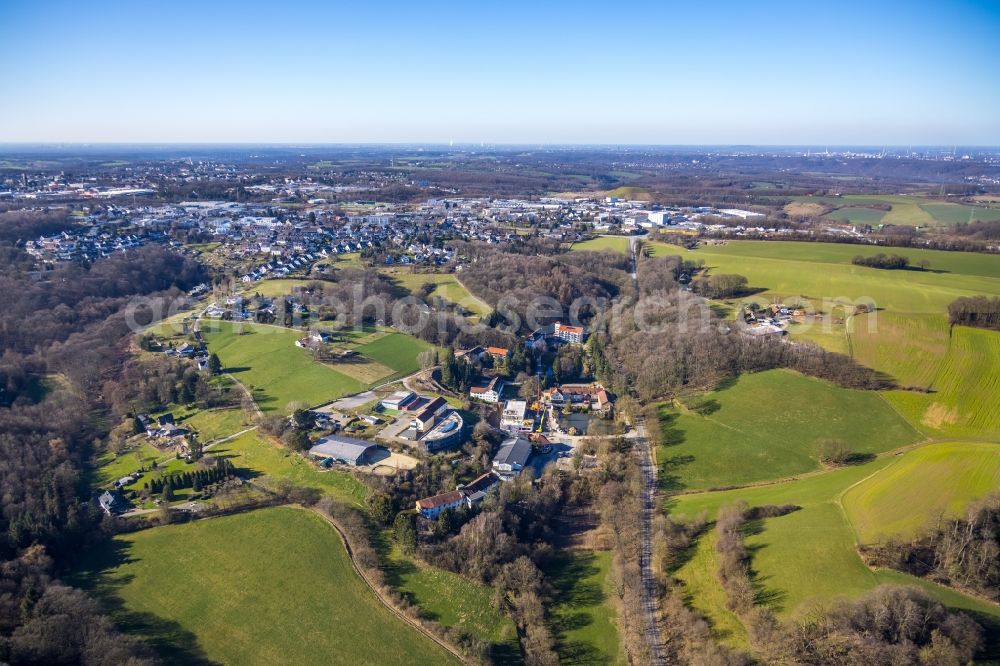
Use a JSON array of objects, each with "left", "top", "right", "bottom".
[
  {"left": 355, "top": 332, "right": 433, "bottom": 378},
  {"left": 821, "top": 207, "right": 888, "bottom": 225},
  {"left": 69, "top": 508, "right": 456, "bottom": 666},
  {"left": 545, "top": 551, "right": 624, "bottom": 665},
  {"left": 202, "top": 321, "right": 365, "bottom": 411},
  {"left": 570, "top": 236, "right": 631, "bottom": 254},
  {"left": 96, "top": 442, "right": 164, "bottom": 486},
  {"left": 843, "top": 442, "right": 1000, "bottom": 543},
  {"left": 668, "top": 453, "right": 1000, "bottom": 643},
  {"left": 243, "top": 278, "right": 317, "bottom": 298},
  {"left": 384, "top": 547, "right": 519, "bottom": 658},
  {"left": 656, "top": 370, "right": 920, "bottom": 491},
  {"left": 385, "top": 271, "right": 491, "bottom": 317},
  {"left": 647, "top": 241, "right": 1000, "bottom": 316},
  {"left": 672, "top": 529, "right": 750, "bottom": 651},
  {"left": 215, "top": 430, "right": 368, "bottom": 505}
]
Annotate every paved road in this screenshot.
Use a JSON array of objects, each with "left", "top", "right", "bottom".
[{"left": 633, "top": 418, "right": 665, "bottom": 664}]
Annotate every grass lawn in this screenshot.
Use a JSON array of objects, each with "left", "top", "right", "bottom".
[
  {"left": 69, "top": 508, "right": 457, "bottom": 666},
  {"left": 545, "top": 551, "right": 624, "bottom": 665},
  {"left": 672, "top": 530, "right": 750, "bottom": 651},
  {"left": 213, "top": 430, "right": 368, "bottom": 506},
  {"left": 202, "top": 321, "right": 364, "bottom": 411},
  {"left": 96, "top": 442, "right": 163, "bottom": 486},
  {"left": 656, "top": 370, "right": 920, "bottom": 491},
  {"left": 668, "top": 452, "right": 1000, "bottom": 649},
  {"left": 384, "top": 546, "right": 519, "bottom": 658},
  {"left": 570, "top": 236, "right": 631, "bottom": 254},
  {"left": 180, "top": 407, "right": 249, "bottom": 442},
  {"left": 843, "top": 442, "right": 1000, "bottom": 543}
]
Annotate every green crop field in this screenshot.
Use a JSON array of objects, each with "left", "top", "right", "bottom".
[
  {"left": 884, "top": 326, "right": 1000, "bottom": 439},
  {"left": 843, "top": 442, "right": 1000, "bottom": 543},
  {"left": 668, "top": 453, "right": 1000, "bottom": 644},
  {"left": 848, "top": 312, "right": 950, "bottom": 388},
  {"left": 919, "top": 202, "right": 1000, "bottom": 225},
  {"left": 384, "top": 547, "right": 519, "bottom": 658},
  {"left": 571, "top": 236, "right": 631, "bottom": 254},
  {"left": 69, "top": 508, "right": 456, "bottom": 666},
  {"left": 202, "top": 321, "right": 364, "bottom": 411},
  {"left": 545, "top": 551, "right": 624, "bottom": 665},
  {"left": 656, "top": 369, "right": 920, "bottom": 491},
  {"left": 791, "top": 195, "right": 1000, "bottom": 227}
]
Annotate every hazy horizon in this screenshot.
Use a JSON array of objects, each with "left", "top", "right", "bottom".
[{"left": 2, "top": 0, "right": 998, "bottom": 145}]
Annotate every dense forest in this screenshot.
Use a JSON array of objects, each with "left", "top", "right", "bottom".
[
  {"left": 455, "top": 242, "right": 633, "bottom": 329},
  {"left": 0, "top": 212, "right": 204, "bottom": 664}
]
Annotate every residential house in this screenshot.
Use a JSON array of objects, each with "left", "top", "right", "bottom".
[
  {"left": 98, "top": 490, "right": 128, "bottom": 516},
  {"left": 553, "top": 322, "right": 584, "bottom": 344},
  {"left": 415, "top": 471, "right": 501, "bottom": 518},
  {"left": 544, "top": 384, "right": 612, "bottom": 413},
  {"left": 415, "top": 490, "right": 465, "bottom": 519},
  {"left": 469, "top": 376, "right": 504, "bottom": 403}
]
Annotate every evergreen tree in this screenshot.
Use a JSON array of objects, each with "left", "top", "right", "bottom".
[{"left": 207, "top": 353, "right": 222, "bottom": 375}]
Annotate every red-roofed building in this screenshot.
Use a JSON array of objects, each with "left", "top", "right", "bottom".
[
  {"left": 554, "top": 322, "right": 584, "bottom": 344},
  {"left": 415, "top": 490, "right": 464, "bottom": 518},
  {"left": 486, "top": 346, "right": 511, "bottom": 360}
]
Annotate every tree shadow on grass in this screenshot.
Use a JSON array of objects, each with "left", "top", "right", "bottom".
[
  {"left": 68, "top": 539, "right": 219, "bottom": 665},
  {"left": 659, "top": 454, "right": 694, "bottom": 493},
  {"left": 743, "top": 520, "right": 787, "bottom": 612},
  {"left": 545, "top": 552, "right": 618, "bottom": 665}
]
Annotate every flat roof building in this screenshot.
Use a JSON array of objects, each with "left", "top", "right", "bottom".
[{"left": 381, "top": 390, "right": 416, "bottom": 410}]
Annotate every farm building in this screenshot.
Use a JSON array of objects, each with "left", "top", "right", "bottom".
[{"left": 308, "top": 435, "right": 378, "bottom": 466}]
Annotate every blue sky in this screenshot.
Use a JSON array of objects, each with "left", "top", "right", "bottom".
[{"left": 1, "top": 0, "right": 998, "bottom": 144}]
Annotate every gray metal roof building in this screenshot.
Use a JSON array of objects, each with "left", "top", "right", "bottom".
[
  {"left": 308, "top": 435, "right": 378, "bottom": 466},
  {"left": 492, "top": 435, "right": 533, "bottom": 479}
]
